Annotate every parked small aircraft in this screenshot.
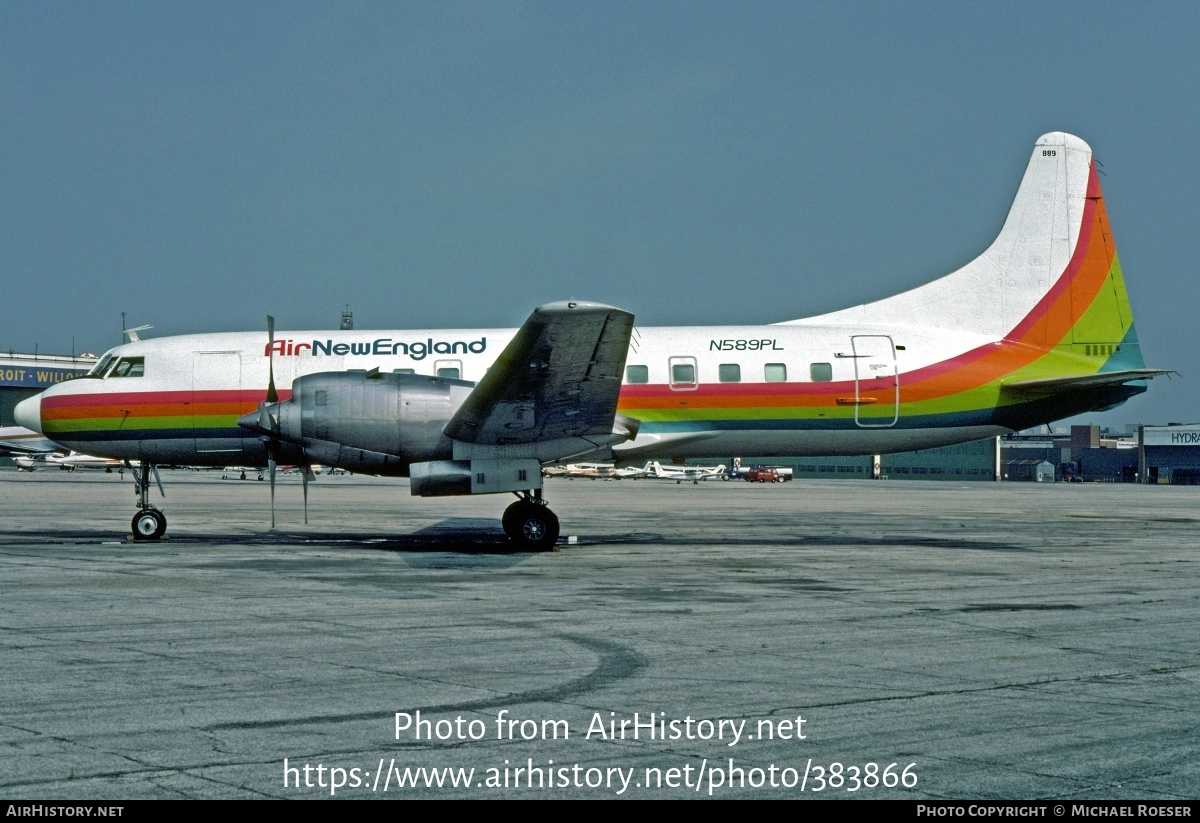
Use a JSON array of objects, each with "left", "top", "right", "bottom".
[
  {"left": 13, "top": 451, "right": 123, "bottom": 472},
  {"left": 612, "top": 462, "right": 655, "bottom": 479},
  {"left": 0, "top": 425, "right": 61, "bottom": 458},
  {"left": 646, "top": 461, "right": 727, "bottom": 484},
  {"left": 556, "top": 463, "right": 619, "bottom": 479},
  {"left": 15, "top": 133, "right": 1168, "bottom": 547}
]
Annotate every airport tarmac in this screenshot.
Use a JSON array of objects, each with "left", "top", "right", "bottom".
[{"left": 0, "top": 469, "right": 1197, "bottom": 800}]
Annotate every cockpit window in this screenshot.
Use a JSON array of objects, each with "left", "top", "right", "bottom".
[
  {"left": 88, "top": 353, "right": 116, "bottom": 377},
  {"left": 109, "top": 357, "right": 145, "bottom": 378}
]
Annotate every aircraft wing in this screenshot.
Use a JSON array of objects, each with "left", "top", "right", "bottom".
[
  {"left": 444, "top": 301, "right": 636, "bottom": 447},
  {"left": 0, "top": 426, "right": 61, "bottom": 456},
  {"left": 1001, "top": 369, "right": 1174, "bottom": 397}
]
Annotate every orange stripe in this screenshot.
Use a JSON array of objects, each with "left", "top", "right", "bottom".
[{"left": 43, "top": 401, "right": 256, "bottom": 420}]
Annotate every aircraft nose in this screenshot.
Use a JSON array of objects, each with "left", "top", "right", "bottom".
[{"left": 14, "top": 395, "right": 43, "bottom": 434}]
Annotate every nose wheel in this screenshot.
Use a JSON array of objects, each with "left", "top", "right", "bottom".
[
  {"left": 132, "top": 509, "right": 167, "bottom": 540},
  {"left": 127, "top": 460, "right": 168, "bottom": 540}
]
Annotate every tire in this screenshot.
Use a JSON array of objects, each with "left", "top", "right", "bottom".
[
  {"left": 503, "top": 501, "right": 560, "bottom": 551},
  {"left": 132, "top": 510, "right": 166, "bottom": 540},
  {"left": 501, "top": 501, "right": 522, "bottom": 539}
]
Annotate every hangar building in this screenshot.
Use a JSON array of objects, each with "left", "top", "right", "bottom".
[{"left": 1, "top": 352, "right": 97, "bottom": 464}]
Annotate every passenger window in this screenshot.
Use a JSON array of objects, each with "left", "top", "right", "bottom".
[
  {"left": 434, "top": 359, "right": 462, "bottom": 379},
  {"left": 672, "top": 363, "right": 696, "bottom": 384},
  {"left": 764, "top": 363, "right": 787, "bottom": 383},
  {"left": 810, "top": 362, "right": 832, "bottom": 382},
  {"left": 110, "top": 357, "right": 145, "bottom": 378},
  {"left": 625, "top": 365, "right": 649, "bottom": 384},
  {"left": 668, "top": 356, "right": 698, "bottom": 391},
  {"left": 718, "top": 364, "right": 741, "bottom": 383},
  {"left": 393, "top": 368, "right": 416, "bottom": 375}
]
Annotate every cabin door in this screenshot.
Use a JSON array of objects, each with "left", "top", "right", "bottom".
[{"left": 850, "top": 335, "right": 898, "bottom": 428}]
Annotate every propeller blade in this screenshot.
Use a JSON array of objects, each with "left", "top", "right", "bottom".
[
  {"left": 266, "top": 315, "right": 278, "bottom": 404},
  {"left": 302, "top": 466, "right": 310, "bottom": 525},
  {"left": 269, "top": 454, "right": 277, "bottom": 530},
  {"left": 257, "top": 401, "right": 273, "bottom": 432}
]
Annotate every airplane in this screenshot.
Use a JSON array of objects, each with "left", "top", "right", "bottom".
[
  {"left": 0, "top": 425, "right": 62, "bottom": 458},
  {"left": 546, "top": 460, "right": 661, "bottom": 480},
  {"left": 612, "top": 462, "right": 655, "bottom": 479},
  {"left": 3, "top": 425, "right": 126, "bottom": 472},
  {"left": 645, "top": 461, "right": 727, "bottom": 484},
  {"left": 14, "top": 132, "right": 1169, "bottom": 548},
  {"left": 13, "top": 451, "right": 124, "bottom": 472},
  {"left": 555, "top": 463, "right": 618, "bottom": 479}
]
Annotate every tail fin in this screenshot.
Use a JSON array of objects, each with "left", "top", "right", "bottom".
[{"left": 792, "top": 132, "right": 1145, "bottom": 366}]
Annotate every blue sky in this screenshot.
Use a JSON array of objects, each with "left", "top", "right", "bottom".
[{"left": 2, "top": 1, "right": 1195, "bottom": 426}]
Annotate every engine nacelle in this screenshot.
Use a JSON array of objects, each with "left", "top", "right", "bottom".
[
  {"left": 274, "top": 371, "right": 475, "bottom": 473},
  {"left": 409, "top": 458, "right": 543, "bottom": 497},
  {"left": 240, "top": 370, "right": 565, "bottom": 491}
]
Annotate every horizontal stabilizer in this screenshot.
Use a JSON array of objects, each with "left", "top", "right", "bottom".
[{"left": 1001, "top": 369, "right": 1173, "bottom": 396}]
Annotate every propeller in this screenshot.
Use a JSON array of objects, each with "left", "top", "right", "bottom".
[
  {"left": 263, "top": 315, "right": 279, "bottom": 529},
  {"left": 244, "top": 315, "right": 313, "bottom": 529},
  {"left": 266, "top": 315, "right": 278, "bottom": 404},
  {"left": 236, "top": 316, "right": 316, "bottom": 527}
]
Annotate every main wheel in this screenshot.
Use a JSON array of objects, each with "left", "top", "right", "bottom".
[
  {"left": 501, "top": 502, "right": 522, "bottom": 539},
  {"left": 131, "top": 509, "right": 167, "bottom": 540},
  {"left": 502, "top": 501, "right": 560, "bottom": 551}
]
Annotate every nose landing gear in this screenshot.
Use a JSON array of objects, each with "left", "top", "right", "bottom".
[{"left": 127, "top": 460, "right": 167, "bottom": 540}]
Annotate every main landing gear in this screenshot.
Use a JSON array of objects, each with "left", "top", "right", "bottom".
[
  {"left": 501, "top": 489, "right": 560, "bottom": 551},
  {"left": 128, "top": 460, "right": 167, "bottom": 540}
]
